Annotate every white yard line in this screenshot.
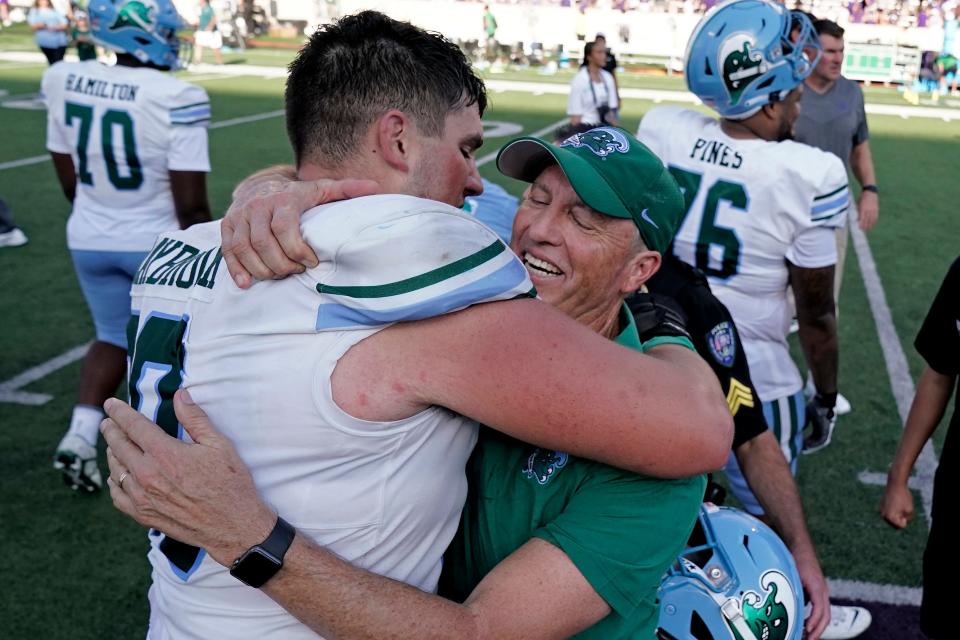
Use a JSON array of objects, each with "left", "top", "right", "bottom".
[
  {"left": 0, "top": 343, "right": 90, "bottom": 406},
  {"left": 474, "top": 117, "right": 567, "bottom": 168},
  {"left": 827, "top": 579, "right": 922, "bottom": 606},
  {"left": 0, "top": 109, "right": 286, "bottom": 174},
  {"left": 0, "top": 154, "right": 49, "bottom": 171},
  {"left": 850, "top": 224, "right": 938, "bottom": 529}
]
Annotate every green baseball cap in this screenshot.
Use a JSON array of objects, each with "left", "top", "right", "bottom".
[{"left": 496, "top": 126, "right": 684, "bottom": 254}]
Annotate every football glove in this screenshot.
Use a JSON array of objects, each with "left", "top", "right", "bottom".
[
  {"left": 802, "top": 393, "right": 837, "bottom": 455},
  {"left": 626, "top": 290, "right": 692, "bottom": 344}
]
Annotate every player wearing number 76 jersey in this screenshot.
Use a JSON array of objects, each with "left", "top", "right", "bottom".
[
  {"left": 636, "top": 1, "right": 847, "bottom": 523},
  {"left": 42, "top": 0, "right": 212, "bottom": 493}
]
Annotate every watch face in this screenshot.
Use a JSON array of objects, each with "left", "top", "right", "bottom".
[{"left": 231, "top": 548, "right": 281, "bottom": 588}]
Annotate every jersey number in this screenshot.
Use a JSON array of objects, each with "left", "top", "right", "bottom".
[
  {"left": 65, "top": 102, "right": 144, "bottom": 190},
  {"left": 668, "top": 166, "right": 748, "bottom": 280},
  {"left": 128, "top": 313, "right": 205, "bottom": 578}
]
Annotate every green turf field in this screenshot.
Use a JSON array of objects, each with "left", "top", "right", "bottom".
[{"left": 1, "top": 55, "right": 957, "bottom": 638}]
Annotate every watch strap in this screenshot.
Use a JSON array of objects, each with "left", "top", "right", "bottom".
[
  {"left": 862, "top": 184, "right": 879, "bottom": 194},
  {"left": 259, "top": 516, "right": 296, "bottom": 562}
]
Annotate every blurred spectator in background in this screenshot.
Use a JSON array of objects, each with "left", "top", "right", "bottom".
[
  {"left": 941, "top": 5, "right": 960, "bottom": 94},
  {"left": 567, "top": 41, "right": 618, "bottom": 126},
  {"left": 593, "top": 34, "right": 622, "bottom": 121},
  {"left": 881, "top": 256, "right": 959, "bottom": 640},
  {"left": 1, "top": 0, "right": 12, "bottom": 29},
  {"left": 0, "top": 198, "right": 28, "bottom": 248},
  {"left": 28, "top": 0, "right": 69, "bottom": 65},
  {"left": 483, "top": 4, "right": 498, "bottom": 61},
  {"left": 194, "top": 0, "right": 223, "bottom": 65},
  {"left": 71, "top": 10, "right": 96, "bottom": 61}
]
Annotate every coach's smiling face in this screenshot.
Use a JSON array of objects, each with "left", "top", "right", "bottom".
[{"left": 511, "top": 165, "right": 655, "bottom": 338}]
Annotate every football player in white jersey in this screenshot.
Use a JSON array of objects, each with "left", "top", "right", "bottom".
[
  {"left": 98, "top": 12, "right": 732, "bottom": 640},
  {"left": 43, "top": 0, "right": 211, "bottom": 493},
  {"left": 636, "top": 2, "right": 866, "bottom": 638}
]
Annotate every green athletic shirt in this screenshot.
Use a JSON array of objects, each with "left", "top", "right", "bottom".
[{"left": 439, "top": 303, "right": 706, "bottom": 638}]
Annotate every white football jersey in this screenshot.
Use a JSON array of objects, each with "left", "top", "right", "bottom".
[
  {"left": 129, "top": 195, "right": 535, "bottom": 640},
  {"left": 42, "top": 61, "right": 210, "bottom": 252},
  {"left": 637, "top": 107, "right": 848, "bottom": 400}
]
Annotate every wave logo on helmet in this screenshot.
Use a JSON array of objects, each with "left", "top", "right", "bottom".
[
  {"left": 110, "top": 0, "right": 157, "bottom": 32},
  {"left": 729, "top": 570, "right": 796, "bottom": 640},
  {"left": 719, "top": 34, "right": 768, "bottom": 106},
  {"left": 561, "top": 127, "right": 630, "bottom": 158}
]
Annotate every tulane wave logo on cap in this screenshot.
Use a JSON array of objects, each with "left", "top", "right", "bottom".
[{"left": 560, "top": 127, "right": 630, "bottom": 158}]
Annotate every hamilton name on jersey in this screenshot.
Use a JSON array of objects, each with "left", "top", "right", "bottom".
[
  {"left": 689, "top": 137, "right": 743, "bottom": 169},
  {"left": 63, "top": 72, "right": 139, "bottom": 102},
  {"left": 133, "top": 237, "right": 223, "bottom": 291}
]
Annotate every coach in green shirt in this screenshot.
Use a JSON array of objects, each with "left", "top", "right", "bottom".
[{"left": 439, "top": 129, "right": 705, "bottom": 637}]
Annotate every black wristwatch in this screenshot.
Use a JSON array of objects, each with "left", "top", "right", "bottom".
[
  {"left": 229, "top": 516, "right": 296, "bottom": 588},
  {"left": 862, "top": 184, "right": 879, "bottom": 194}
]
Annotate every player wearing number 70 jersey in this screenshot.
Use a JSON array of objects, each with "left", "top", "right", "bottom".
[
  {"left": 42, "top": 0, "right": 212, "bottom": 493},
  {"left": 636, "top": 1, "right": 847, "bottom": 517}
]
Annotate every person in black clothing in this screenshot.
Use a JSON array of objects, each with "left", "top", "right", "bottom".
[{"left": 881, "top": 257, "right": 960, "bottom": 640}]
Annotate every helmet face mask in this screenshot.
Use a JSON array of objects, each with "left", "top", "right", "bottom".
[
  {"left": 88, "top": 0, "right": 185, "bottom": 70},
  {"left": 657, "top": 505, "right": 804, "bottom": 640},
  {"left": 684, "top": 0, "right": 822, "bottom": 120}
]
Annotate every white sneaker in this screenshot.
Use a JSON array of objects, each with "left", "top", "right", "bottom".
[
  {"left": 0, "top": 227, "right": 28, "bottom": 247},
  {"left": 820, "top": 605, "right": 871, "bottom": 639},
  {"left": 53, "top": 433, "right": 103, "bottom": 493},
  {"left": 804, "top": 376, "right": 852, "bottom": 416},
  {"left": 835, "top": 393, "right": 851, "bottom": 416}
]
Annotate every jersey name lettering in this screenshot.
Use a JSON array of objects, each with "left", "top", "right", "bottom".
[
  {"left": 689, "top": 138, "right": 743, "bottom": 169},
  {"left": 134, "top": 237, "right": 222, "bottom": 290},
  {"left": 65, "top": 73, "right": 139, "bottom": 102}
]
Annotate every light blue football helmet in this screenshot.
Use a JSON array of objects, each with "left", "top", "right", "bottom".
[
  {"left": 684, "top": 0, "right": 821, "bottom": 119},
  {"left": 657, "top": 505, "right": 805, "bottom": 640},
  {"left": 88, "top": 0, "right": 184, "bottom": 69}
]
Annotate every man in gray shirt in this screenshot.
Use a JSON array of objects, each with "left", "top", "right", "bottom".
[{"left": 794, "top": 18, "right": 879, "bottom": 419}]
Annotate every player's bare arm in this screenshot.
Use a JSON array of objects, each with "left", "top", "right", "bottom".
[
  {"left": 788, "top": 260, "right": 838, "bottom": 398},
  {"left": 336, "top": 297, "right": 732, "bottom": 477},
  {"left": 50, "top": 151, "right": 77, "bottom": 202},
  {"left": 169, "top": 170, "right": 212, "bottom": 229}
]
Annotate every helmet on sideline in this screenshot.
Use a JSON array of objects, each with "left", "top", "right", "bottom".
[
  {"left": 657, "top": 504, "right": 804, "bottom": 640},
  {"left": 684, "top": 0, "right": 821, "bottom": 119},
  {"left": 89, "top": 0, "right": 184, "bottom": 69}
]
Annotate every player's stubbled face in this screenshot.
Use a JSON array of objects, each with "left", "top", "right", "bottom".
[
  {"left": 777, "top": 86, "right": 803, "bottom": 142},
  {"left": 511, "top": 165, "right": 638, "bottom": 325},
  {"left": 409, "top": 104, "right": 484, "bottom": 208}
]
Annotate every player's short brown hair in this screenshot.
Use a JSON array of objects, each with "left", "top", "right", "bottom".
[{"left": 286, "top": 11, "right": 487, "bottom": 167}]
